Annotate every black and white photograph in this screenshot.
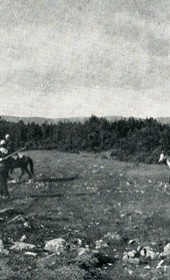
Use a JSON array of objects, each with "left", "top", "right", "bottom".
[{"left": 0, "top": 0, "right": 170, "bottom": 279}]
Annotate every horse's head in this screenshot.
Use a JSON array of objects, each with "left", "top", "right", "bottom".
[{"left": 159, "top": 151, "right": 167, "bottom": 164}]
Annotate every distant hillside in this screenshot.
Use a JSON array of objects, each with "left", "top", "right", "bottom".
[
  {"left": 1, "top": 115, "right": 88, "bottom": 125},
  {"left": 156, "top": 117, "right": 170, "bottom": 125},
  {"left": 1, "top": 115, "right": 123, "bottom": 125},
  {"left": 2, "top": 115, "right": 170, "bottom": 125}
]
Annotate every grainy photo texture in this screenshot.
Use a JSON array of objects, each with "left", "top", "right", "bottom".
[{"left": 0, "top": 1, "right": 169, "bottom": 279}]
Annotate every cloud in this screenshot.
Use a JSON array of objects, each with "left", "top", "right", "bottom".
[{"left": 0, "top": 0, "right": 169, "bottom": 117}]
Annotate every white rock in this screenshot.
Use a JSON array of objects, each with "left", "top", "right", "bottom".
[
  {"left": 77, "top": 247, "right": 90, "bottom": 256},
  {"left": 140, "top": 246, "right": 157, "bottom": 260},
  {"left": 24, "top": 222, "right": 31, "bottom": 229},
  {"left": 3, "top": 249, "right": 9, "bottom": 255},
  {"left": 137, "top": 246, "right": 141, "bottom": 252},
  {"left": 128, "top": 257, "right": 140, "bottom": 265},
  {"left": 11, "top": 215, "right": 26, "bottom": 223},
  {"left": 104, "top": 232, "right": 121, "bottom": 241},
  {"left": 123, "top": 253, "right": 128, "bottom": 262},
  {"left": 44, "top": 238, "right": 67, "bottom": 254},
  {"left": 127, "top": 250, "right": 136, "bottom": 258},
  {"left": 157, "top": 260, "right": 164, "bottom": 269},
  {"left": 159, "top": 243, "right": 170, "bottom": 258},
  {"left": 77, "top": 239, "right": 82, "bottom": 246},
  {"left": 20, "top": 235, "right": 27, "bottom": 242},
  {"left": 120, "top": 214, "right": 125, "bottom": 218},
  {"left": 144, "top": 265, "right": 151, "bottom": 270},
  {"left": 140, "top": 249, "right": 145, "bottom": 257},
  {"left": 95, "top": 240, "right": 108, "bottom": 249},
  {"left": 24, "top": 252, "right": 37, "bottom": 257},
  {"left": 10, "top": 242, "right": 35, "bottom": 251},
  {"left": 128, "top": 239, "right": 137, "bottom": 245}
]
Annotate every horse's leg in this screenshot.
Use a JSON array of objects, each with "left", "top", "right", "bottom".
[
  {"left": 0, "top": 167, "right": 9, "bottom": 198},
  {"left": 2, "top": 173, "right": 9, "bottom": 199},
  {"left": 8, "top": 168, "right": 14, "bottom": 180},
  {"left": 18, "top": 168, "right": 25, "bottom": 182},
  {"left": 3, "top": 182, "right": 9, "bottom": 199},
  {"left": 26, "top": 167, "right": 32, "bottom": 180},
  {"left": 24, "top": 166, "right": 34, "bottom": 184}
]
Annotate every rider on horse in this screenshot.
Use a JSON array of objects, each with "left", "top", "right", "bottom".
[
  {"left": 0, "top": 140, "right": 8, "bottom": 159},
  {"left": 4, "top": 134, "right": 23, "bottom": 160},
  {"left": 0, "top": 140, "right": 10, "bottom": 198},
  {"left": 4, "top": 134, "right": 14, "bottom": 153}
]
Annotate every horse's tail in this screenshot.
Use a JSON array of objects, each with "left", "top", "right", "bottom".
[{"left": 28, "top": 157, "right": 34, "bottom": 175}]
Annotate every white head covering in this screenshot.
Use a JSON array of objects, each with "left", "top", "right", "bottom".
[
  {"left": 5, "top": 134, "right": 10, "bottom": 139},
  {"left": 0, "top": 140, "right": 6, "bottom": 146},
  {"left": 0, "top": 147, "right": 8, "bottom": 154}
]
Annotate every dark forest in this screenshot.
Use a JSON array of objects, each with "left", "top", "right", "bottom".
[{"left": 0, "top": 115, "right": 168, "bottom": 164}]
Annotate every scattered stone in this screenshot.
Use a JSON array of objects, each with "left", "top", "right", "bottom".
[
  {"left": 92, "top": 169, "right": 99, "bottom": 174},
  {"left": 104, "top": 232, "right": 121, "bottom": 241},
  {"left": 11, "top": 215, "right": 26, "bottom": 223},
  {"left": 144, "top": 265, "right": 151, "bottom": 270},
  {"left": 24, "top": 252, "right": 37, "bottom": 257},
  {"left": 128, "top": 239, "right": 138, "bottom": 245},
  {"left": 159, "top": 243, "right": 170, "bottom": 258},
  {"left": 95, "top": 239, "right": 108, "bottom": 249},
  {"left": 123, "top": 253, "right": 128, "bottom": 262},
  {"left": 127, "top": 250, "right": 136, "bottom": 258},
  {"left": 8, "top": 179, "right": 17, "bottom": 184},
  {"left": 123, "top": 251, "right": 140, "bottom": 265},
  {"left": 100, "top": 165, "right": 105, "bottom": 169},
  {"left": 44, "top": 238, "right": 67, "bottom": 254},
  {"left": 140, "top": 246, "right": 158, "bottom": 260},
  {"left": 137, "top": 245, "right": 141, "bottom": 252},
  {"left": 128, "top": 257, "right": 140, "bottom": 265},
  {"left": 140, "top": 249, "right": 145, "bottom": 257},
  {"left": 77, "top": 247, "right": 90, "bottom": 257},
  {"left": 71, "top": 238, "right": 82, "bottom": 247},
  {"left": 3, "top": 249, "right": 9, "bottom": 255},
  {"left": 10, "top": 242, "right": 35, "bottom": 251},
  {"left": 24, "top": 222, "right": 31, "bottom": 229},
  {"left": 135, "top": 210, "right": 143, "bottom": 215},
  {"left": 77, "top": 239, "right": 82, "bottom": 246},
  {"left": 20, "top": 235, "right": 27, "bottom": 242},
  {"left": 157, "top": 260, "right": 164, "bottom": 269},
  {"left": 120, "top": 214, "right": 126, "bottom": 218}
]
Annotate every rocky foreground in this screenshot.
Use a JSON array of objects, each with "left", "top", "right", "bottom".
[
  {"left": 0, "top": 206, "right": 170, "bottom": 280},
  {"left": 0, "top": 150, "right": 169, "bottom": 279}
]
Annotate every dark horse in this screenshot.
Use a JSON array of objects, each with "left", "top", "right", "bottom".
[
  {"left": 7, "top": 155, "right": 34, "bottom": 182},
  {"left": 0, "top": 155, "right": 34, "bottom": 199}
]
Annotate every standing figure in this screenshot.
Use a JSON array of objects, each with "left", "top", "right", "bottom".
[{"left": 159, "top": 151, "right": 170, "bottom": 183}]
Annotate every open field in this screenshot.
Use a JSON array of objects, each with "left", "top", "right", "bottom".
[{"left": 0, "top": 150, "right": 170, "bottom": 279}]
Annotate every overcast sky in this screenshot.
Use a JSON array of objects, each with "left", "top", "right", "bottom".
[{"left": 0, "top": 0, "right": 170, "bottom": 118}]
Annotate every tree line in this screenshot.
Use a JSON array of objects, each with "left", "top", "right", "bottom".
[{"left": 0, "top": 115, "right": 169, "bottom": 163}]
